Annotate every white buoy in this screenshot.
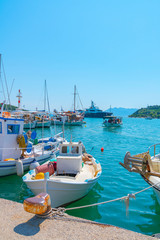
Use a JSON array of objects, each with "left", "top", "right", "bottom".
[
  {"left": 30, "top": 160, "right": 40, "bottom": 170},
  {"left": 16, "top": 159, "right": 24, "bottom": 176}
]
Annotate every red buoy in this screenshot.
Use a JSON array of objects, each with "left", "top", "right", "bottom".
[{"left": 101, "top": 147, "right": 104, "bottom": 152}]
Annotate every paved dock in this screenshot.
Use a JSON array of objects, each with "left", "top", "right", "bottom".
[{"left": 0, "top": 198, "right": 157, "bottom": 240}]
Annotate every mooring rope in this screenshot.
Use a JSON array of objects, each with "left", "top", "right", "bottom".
[
  {"left": 65, "top": 181, "right": 160, "bottom": 212},
  {"left": 36, "top": 180, "right": 160, "bottom": 218}
]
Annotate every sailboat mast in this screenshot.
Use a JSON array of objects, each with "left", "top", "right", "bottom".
[
  {"left": 0, "top": 54, "right": 1, "bottom": 78},
  {"left": 0, "top": 54, "right": 6, "bottom": 105},
  {"left": 74, "top": 85, "right": 76, "bottom": 112},
  {"left": 44, "top": 80, "right": 46, "bottom": 111}
]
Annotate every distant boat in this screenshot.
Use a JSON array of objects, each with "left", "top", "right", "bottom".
[
  {"left": 145, "top": 116, "right": 152, "bottom": 120},
  {"left": 103, "top": 116, "right": 123, "bottom": 127},
  {"left": 51, "top": 112, "right": 84, "bottom": 126},
  {"left": 51, "top": 86, "right": 84, "bottom": 126},
  {"left": 85, "top": 101, "right": 112, "bottom": 118}
]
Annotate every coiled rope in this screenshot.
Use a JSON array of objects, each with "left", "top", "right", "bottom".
[{"left": 36, "top": 181, "right": 160, "bottom": 218}]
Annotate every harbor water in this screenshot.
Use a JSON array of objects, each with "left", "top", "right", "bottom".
[{"left": 0, "top": 117, "right": 160, "bottom": 236}]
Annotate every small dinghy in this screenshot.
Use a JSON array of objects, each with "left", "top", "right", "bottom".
[{"left": 23, "top": 141, "right": 102, "bottom": 208}]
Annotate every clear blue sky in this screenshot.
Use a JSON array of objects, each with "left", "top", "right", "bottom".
[{"left": 0, "top": 0, "right": 160, "bottom": 111}]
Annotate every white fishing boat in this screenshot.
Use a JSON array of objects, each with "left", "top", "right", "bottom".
[
  {"left": 145, "top": 116, "right": 152, "bottom": 120},
  {"left": 51, "top": 86, "right": 84, "bottom": 127},
  {"left": 0, "top": 103, "right": 64, "bottom": 177},
  {"left": 36, "top": 120, "right": 51, "bottom": 128},
  {"left": 120, "top": 143, "right": 160, "bottom": 205},
  {"left": 103, "top": 116, "right": 123, "bottom": 127},
  {"left": 35, "top": 112, "right": 51, "bottom": 128},
  {"left": 51, "top": 112, "right": 83, "bottom": 126},
  {"left": 23, "top": 140, "right": 102, "bottom": 208},
  {"left": 24, "top": 120, "right": 37, "bottom": 129}
]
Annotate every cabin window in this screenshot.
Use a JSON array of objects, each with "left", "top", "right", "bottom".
[
  {"left": 0, "top": 122, "right": 2, "bottom": 133},
  {"left": 71, "top": 146, "right": 79, "bottom": 154},
  {"left": 7, "top": 124, "right": 20, "bottom": 134},
  {"left": 62, "top": 146, "right": 69, "bottom": 154}
]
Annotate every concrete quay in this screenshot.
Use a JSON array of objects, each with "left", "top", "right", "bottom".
[{"left": 0, "top": 198, "right": 157, "bottom": 240}]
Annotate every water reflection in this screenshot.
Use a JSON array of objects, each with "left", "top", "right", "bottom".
[
  {"left": 66, "top": 183, "right": 103, "bottom": 221},
  {"left": 102, "top": 126, "right": 122, "bottom": 134},
  {"left": 136, "top": 193, "right": 160, "bottom": 235},
  {"left": 0, "top": 174, "right": 33, "bottom": 203}
]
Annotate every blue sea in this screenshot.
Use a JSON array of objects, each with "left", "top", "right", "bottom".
[{"left": 1, "top": 117, "right": 160, "bottom": 236}]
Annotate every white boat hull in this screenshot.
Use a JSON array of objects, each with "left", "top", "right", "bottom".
[
  {"left": 36, "top": 121, "right": 51, "bottom": 128},
  {"left": 52, "top": 120, "right": 83, "bottom": 126},
  {"left": 142, "top": 175, "right": 160, "bottom": 205},
  {"left": 24, "top": 121, "right": 36, "bottom": 129},
  {"left": 103, "top": 122, "right": 122, "bottom": 127},
  {"left": 0, "top": 153, "right": 52, "bottom": 177},
  {"left": 24, "top": 174, "right": 100, "bottom": 208}
]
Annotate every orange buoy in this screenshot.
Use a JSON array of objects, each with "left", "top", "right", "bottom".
[{"left": 101, "top": 147, "right": 104, "bottom": 152}]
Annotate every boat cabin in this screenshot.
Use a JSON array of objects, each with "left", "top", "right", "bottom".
[
  {"left": 0, "top": 115, "right": 24, "bottom": 161},
  {"left": 57, "top": 141, "right": 83, "bottom": 175}
]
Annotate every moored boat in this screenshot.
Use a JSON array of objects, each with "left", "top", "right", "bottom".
[
  {"left": 24, "top": 120, "right": 37, "bottom": 129},
  {"left": 85, "top": 101, "right": 112, "bottom": 118},
  {"left": 35, "top": 113, "right": 51, "bottom": 128},
  {"left": 23, "top": 140, "right": 102, "bottom": 208},
  {"left": 0, "top": 103, "right": 64, "bottom": 177},
  {"left": 51, "top": 112, "right": 84, "bottom": 126},
  {"left": 103, "top": 116, "right": 123, "bottom": 127},
  {"left": 120, "top": 144, "right": 160, "bottom": 205}
]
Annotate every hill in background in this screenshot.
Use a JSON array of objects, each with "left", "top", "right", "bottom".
[
  {"left": 2, "top": 104, "right": 17, "bottom": 111},
  {"left": 105, "top": 107, "right": 138, "bottom": 117},
  {"left": 129, "top": 105, "right": 160, "bottom": 118}
]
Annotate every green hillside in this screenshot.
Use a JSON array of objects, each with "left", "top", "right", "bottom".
[
  {"left": 129, "top": 105, "right": 160, "bottom": 118},
  {"left": 2, "top": 104, "right": 17, "bottom": 111}
]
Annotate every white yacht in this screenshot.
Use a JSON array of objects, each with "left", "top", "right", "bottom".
[{"left": 85, "top": 101, "right": 112, "bottom": 118}]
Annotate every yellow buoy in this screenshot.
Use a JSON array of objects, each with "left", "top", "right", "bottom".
[{"left": 35, "top": 172, "right": 44, "bottom": 180}]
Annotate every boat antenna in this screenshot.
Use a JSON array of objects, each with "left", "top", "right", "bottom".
[
  {"left": 70, "top": 134, "right": 72, "bottom": 143},
  {"left": 89, "top": 146, "right": 94, "bottom": 154}
]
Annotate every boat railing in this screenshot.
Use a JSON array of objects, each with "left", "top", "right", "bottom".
[
  {"left": 0, "top": 143, "right": 54, "bottom": 159},
  {"left": 148, "top": 143, "right": 160, "bottom": 157},
  {"left": 54, "top": 132, "right": 63, "bottom": 138}
]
